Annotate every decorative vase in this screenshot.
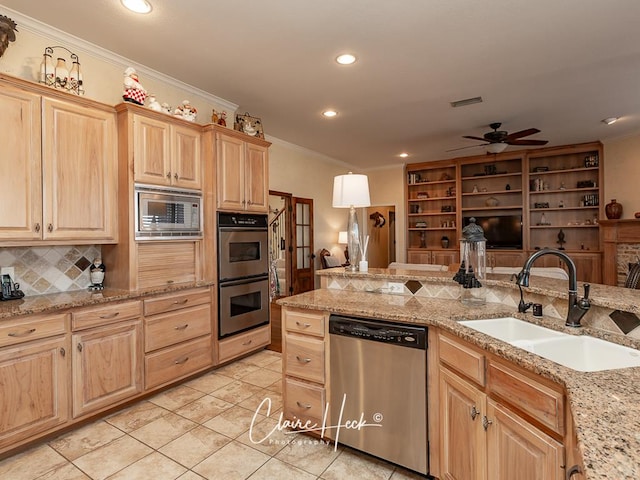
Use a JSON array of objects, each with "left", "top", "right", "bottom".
[
  {"left": 441, "top": 237, "right": 449, "bottom": 248},
  {"left": 485, "top": 196, "right": 499, "bottom": 207},
  {"left": 605, "top": 199, "right": 623, "bottom": 219}
]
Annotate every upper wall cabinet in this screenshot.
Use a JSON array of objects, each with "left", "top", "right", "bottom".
[
  {"left": 132, "top": 113, "right": 202, "bottom": 190},
  {"left": 216, "top": 130, "right": 269, "bottom": 213},
  {"left": 0, "top": 76, "right": 117, "bottom": 246}
]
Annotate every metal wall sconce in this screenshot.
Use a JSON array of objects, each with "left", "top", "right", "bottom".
[{"left": 39, "top": 46, "right": 84, "bottom": 95}]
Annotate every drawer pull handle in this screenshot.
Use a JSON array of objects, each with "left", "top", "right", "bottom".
[
  {"left": 296, "top": 321, "right": 311, "bottom": 328},
  {"left": 173, "top": 299, "right": 189, "bottom": 305},
  {"left": 296, "top": 355, "right": 311, "bottom": 363},
  {"left": 482, "top": 416, "right": 493, "bottom": 431},
  {"left": 8, "top": 328, "right": 36, "bottom": 337},
  {"left": 99, "top": 312, "right": 120, "bottom": 319},
  {"left": 174, "top": 356, "right": 189, "bottom": 365},
  {"left": 175, "top": 323, "right": 189, "bottom": 330},
  {"left": 167, "top": 280, "right": 174, "bottom": 284},
  {"left": 296, "top": 401, "right": 312, "bottom": 409},
  {"left": 470, "top": 405, "right": 479, "bottom": 420},
  {"left": 242, "top": 340, "right": 253, "bottom": 346}
]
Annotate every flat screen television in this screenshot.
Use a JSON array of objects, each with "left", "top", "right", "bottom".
[{"left": 463, "top": 215, "right": 523, "bottom": 250}]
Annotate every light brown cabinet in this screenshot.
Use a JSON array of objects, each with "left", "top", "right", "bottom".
[
  {"left": 217, "top": 324, "right": 270, "bottom": 364},
  {"left": 0, "top": 313, "right": 69, "bottom": 452},
  {"left": 132, "top": 113, "right": 202, "bottom": 190},
  {"left": 282, "top": 307, "right": 327, "bottom": 429},
  {"left": 143, "top": 287, "right": 214, "bottom": 389},
  {"left": 0, "top": 77, "right": 117, "bottom": 245},
  {"left": 407, "top": 249, "right": 459, "bottom": 265},
  {"left": 216, "top": 131, "right": 269, "bottom": 213},
  {"left": 436, "top": 331, "right": 565, "bottom": 480},
  {"left": 526, "top": 251, "right": 601, "bottom": 284},
  {"left": 71, "top": 302, "right": 143, "bottom": 418}
]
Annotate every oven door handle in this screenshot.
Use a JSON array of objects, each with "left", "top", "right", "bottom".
[{"left": 219, "top": 276, "right": 269, "bottom": 287}]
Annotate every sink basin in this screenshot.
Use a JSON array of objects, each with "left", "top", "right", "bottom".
[
  {"left": 458, "top": 317, "right": 565, "bottom": 343},
  {"left": 459, "top": 317, "right": 640, "bottom": 372},
  {"left": 518, "top": 336, "right": 640, "bottom": 372}
]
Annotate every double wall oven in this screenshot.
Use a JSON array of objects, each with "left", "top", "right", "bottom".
[{"left": 217, "top": 212, "right": 270, "bottom": 338}]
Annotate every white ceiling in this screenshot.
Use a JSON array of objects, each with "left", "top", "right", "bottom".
[{"left": 3, "top": 0, "right": 640, "bottom": 169}]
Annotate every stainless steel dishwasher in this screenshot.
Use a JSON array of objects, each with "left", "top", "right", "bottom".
[{"left": 328, "top": 314, "right": 428, "bottom": 475}]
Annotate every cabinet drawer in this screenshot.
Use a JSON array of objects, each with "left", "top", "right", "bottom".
[
  {"left": 217, "top": 325, "right": 270, "bottom": 364},
  {"left": 137, "top": 242, "right": 197, "bottom": 289},
  {"left": 488, "top": 360, "right": 565, "bottom": 435},
  {"left": 143, "top": 287, "right": 211, "bottom": 316},
  {"left": 145, "top": 336, "right": 212, "bottom": 389},
  {"left": 145, "top": 303, "right": 211, "bottom": 352},
  {"left": 284, "top": 378, "right": 326, "bottom": 428},
  {"left": 439, "top": 333, "right": 486, "bottom": 386},
  {"left": 284, "top": 308, "right": 325, "bottom": 337},
  {"left": 72, "top": 300, "right": 142, "bottom": 331},
  {"left": 0, "top": 313, "right": 68, "bottom": 348},
  {"left": 285, "top": 334, "right": 325, "bottom": 383}
]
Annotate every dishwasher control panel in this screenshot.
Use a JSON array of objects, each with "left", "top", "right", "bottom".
[{"left": 329, "top": 315, "right": 427, "bottom": 349}]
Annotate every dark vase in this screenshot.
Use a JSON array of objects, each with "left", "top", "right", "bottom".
[
  {"left": 441, "top": 237, "right": 449, "bottom": 248},
  {"left": 605, "top": 199, "right": 623, "bottom": 219}
]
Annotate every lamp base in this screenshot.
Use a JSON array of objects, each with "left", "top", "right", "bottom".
[{"left": 347, "top": 206, "right": 361, "bottom": 271}]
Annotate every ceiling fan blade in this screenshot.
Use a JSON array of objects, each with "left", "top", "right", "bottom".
[
  {"left": 507, "top": 139, "right": 549, "bottom": 146},
  {"left": 504, "top": 128, "right": 540, "bottom": 141},
  {"left": 462, "top": 135, "right": 490, "bottom": 142},
  {"left": 446, "top": 144, "right": 486, "bottom": 152}
]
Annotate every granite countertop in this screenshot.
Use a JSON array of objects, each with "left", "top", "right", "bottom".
[
  {"left": 278, "top": 288, "right": 640, "bottom": 480},
  {"left": 0, "top": 281, "right": 215, "bottom": 320}
]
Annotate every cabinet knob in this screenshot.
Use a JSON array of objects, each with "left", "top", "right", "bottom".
[
  {"left": 35, "top": 223, "right": 41, "bottom": 232},
  {"left": 247, "top": 200, "right": 252, "bottom": 205},
  {"left": 48, "top": 224, "right": 53, "bottom": 232},
  {"left": 166, "top": 172, "right": 172, "bottom": 179},
  {"left": 174, "top": 173, "right": 178, "bottom": 180},
  {"left": 59, "top": 347, "right": 66, "bottom": 357},
  {"left": 77, "top": 343, "right": 83, "bottom": 352},
  {"left": 482, "top": 415, "right": 493, "bottom": 430}
]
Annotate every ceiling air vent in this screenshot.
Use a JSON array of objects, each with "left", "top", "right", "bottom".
[{"left": 450, "top": 96, "right": 483, "bottom": 108}]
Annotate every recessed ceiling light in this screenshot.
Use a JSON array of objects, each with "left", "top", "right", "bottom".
[
  {"left": 602, "top": 117, "right": 619, "bottom": 125},
  {"left": 399, "top": 153, "right": 409, "bottom": 158},
  {"left": 323, "top": 110, "right": 338, "bottom": 118},
  {"left": 336, "top": 54, "right": 357, "bottom": 65},
  {"left": 122, "top": 0, "right": 152, "bottom": 14}
]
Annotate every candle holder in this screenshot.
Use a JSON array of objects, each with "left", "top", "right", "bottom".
[{"left": 39, "top": 46, "right": 84, "bottom": 95}]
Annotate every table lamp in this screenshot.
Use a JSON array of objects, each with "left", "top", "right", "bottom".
[{"left": 333, "top": 172, "right": 371, "bottom": 271}]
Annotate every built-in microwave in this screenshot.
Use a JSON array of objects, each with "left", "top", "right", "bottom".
[{"left": 134, "top": 184, "right": 202, "bottom": 240}]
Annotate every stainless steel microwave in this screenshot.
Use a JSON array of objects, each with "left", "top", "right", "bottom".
[{"left": 134, "top": 184, "right": 202, "bottom": 240}]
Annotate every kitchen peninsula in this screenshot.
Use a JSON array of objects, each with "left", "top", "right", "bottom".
[{"left": 278, "top": 267, "right": 640, "bottom": 480}]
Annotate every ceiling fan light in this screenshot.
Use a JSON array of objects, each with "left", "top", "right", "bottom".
[{"left": 486, "top": 143, "right": 508, "bottom": 154}]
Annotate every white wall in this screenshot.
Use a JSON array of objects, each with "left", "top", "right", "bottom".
[{"left": 603, "top": 132, "right": 640, "bottom": 219}]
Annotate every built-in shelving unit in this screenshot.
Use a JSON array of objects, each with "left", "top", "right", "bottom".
[{"left": 405, "top": 141, "right": 604, "bottom": 282}]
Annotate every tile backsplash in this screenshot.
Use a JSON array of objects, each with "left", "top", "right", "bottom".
[{"left": 0, "top": 246, "right": 102, "bottom": 296}]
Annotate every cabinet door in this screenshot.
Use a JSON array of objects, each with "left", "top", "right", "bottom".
[
  {"left": 0, "top": 336, "right": 69, "bottom": 450},
  {"left": 432, "top": 251, "right": 459, "bottom": 266},
  {"left": 486, "top": 399, "right": 564, "bottom": 480},
  {"left": 137, "top": 242, "right": 197, "bottom": 290},
  {"left": 439, "top": 367, "right": 487, "bottom": 480},
  {"left": 407, "top": 250, "right": 432, "bottom": 264},
  {"left": 0, "top": 87, "right": 42, "bottom": 242},
  {"left": 172, "top": 124, "right": 201, "bottom": 189},
  {"left": 42, "top": 98, "right": 117, "bottom": 241},
  {"left": 245, "top": 142, "right": 269, "bottom": 212},
  {"left": 72, "top": 320, "right": 143, "bottom": 418},
  {"left": 216, "top": 132, "right": 245, "bottom": 211},
  {"left": 133, "top": 114, "right": 171, "bottom": 186},
  {"left": 571, "top": 253, "right": 601, "bottom": 284},
  {"left": 491, "top": 251, "right": 526, "bottom": 268}
]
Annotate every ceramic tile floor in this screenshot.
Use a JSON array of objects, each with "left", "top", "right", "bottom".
[{"left": 0, "top": 349, "right": 425, "bottom": 480}]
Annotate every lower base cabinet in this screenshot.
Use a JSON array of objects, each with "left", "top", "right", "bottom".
[
  {"left": 217, "top": 324, "right": 270, "bottom": 364},
  {"left": 0, "top": 334, "right": 69, "bottom": 451},
  {"left": 437, "top": 331, "right": 566, "bottom": 480}
]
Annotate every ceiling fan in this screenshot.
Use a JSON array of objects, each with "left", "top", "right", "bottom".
[{"left": 448, "top": 122, "right": 549, "bottom": 152}]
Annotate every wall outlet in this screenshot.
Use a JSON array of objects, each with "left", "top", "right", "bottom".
[
  {"left": 0, "top": 267, "right": 15, "bottom": 280},
  {"left": 387, "top": 282, "right": 405, "bottom": 294}
]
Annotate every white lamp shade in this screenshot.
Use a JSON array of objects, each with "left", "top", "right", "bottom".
[
  {"left": 338, "top": 231, "right": 348, "bottom": 244},
  {"left": 332, "top": 173, "right": 371, "bottom": 208}
]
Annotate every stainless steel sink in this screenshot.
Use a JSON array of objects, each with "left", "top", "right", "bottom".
[{"left": 459, "top": 317, "right": 640, "bottom": 372}]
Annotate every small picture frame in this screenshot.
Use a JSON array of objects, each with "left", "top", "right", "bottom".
[{"left": 234, "top": 112, "right": 264, "bottom": 139}]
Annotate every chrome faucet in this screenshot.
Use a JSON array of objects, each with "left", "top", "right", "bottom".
[{"left": 516, "top": 248, "right": 591, "bottom": 327}]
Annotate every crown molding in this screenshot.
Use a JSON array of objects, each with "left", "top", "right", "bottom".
[
  {"left": 1, "top": 5, "right": 238, "bottom": 112},
  {"left": 265, "top": 134, "right": 354, "bottom": 169}
]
